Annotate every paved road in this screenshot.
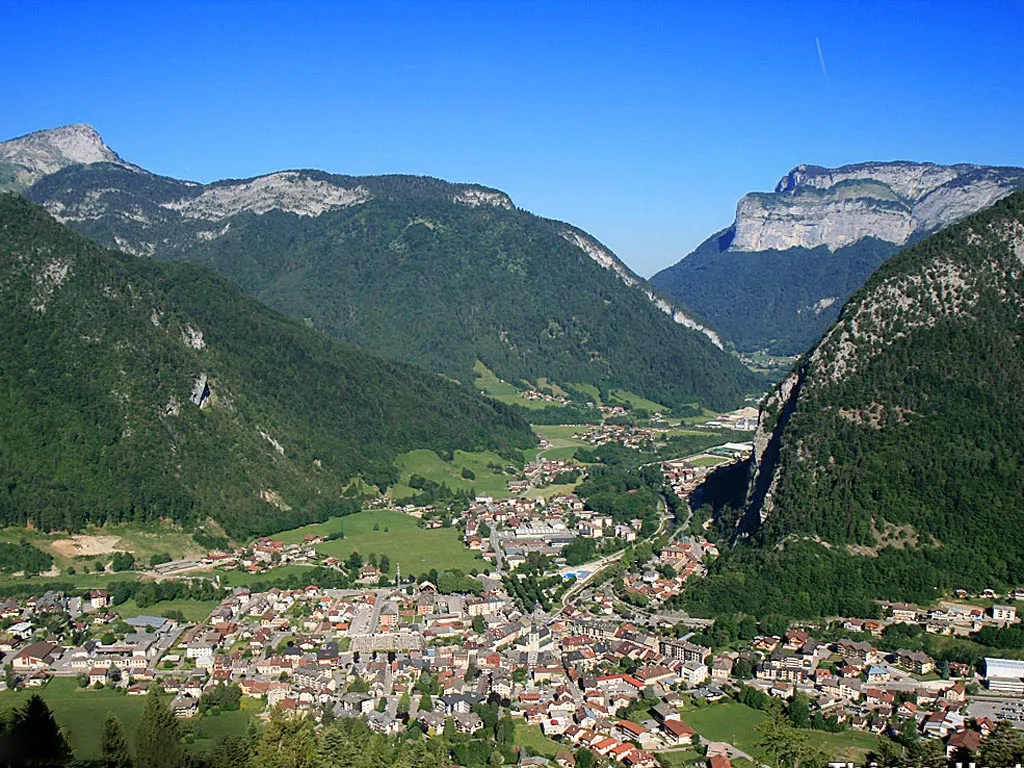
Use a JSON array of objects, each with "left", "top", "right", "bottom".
[{"left": 553, "top": 498, "right": 671, "bottom": 615}]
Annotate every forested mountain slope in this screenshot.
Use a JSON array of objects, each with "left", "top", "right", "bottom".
[
  {"left": 652, "top": 161, "right": 1024, "bottom": 355},
  {"left": 15, "top": 125, "right": 758, "bottom": 411},
  {"left": 0, "top": 194, "right": 533, "bottom": 537},
  {"left": 687, "top": 191, "right": 1024, "bottom": 618}
]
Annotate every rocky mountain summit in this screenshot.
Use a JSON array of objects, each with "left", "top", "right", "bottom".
[
  {"left": 652, "top": 160, "right": 1024, "bottom": 355},
  {"left": 733, "top": 161, "right": 1024, "bottom": 252},
  {"left": 0, "top": 123, "right": 134, "bottom": 191},
  {"left": 16, "top": 125, "right": 749, "bottom": 410}
]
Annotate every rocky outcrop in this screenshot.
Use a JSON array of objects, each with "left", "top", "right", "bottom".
[
  {"left": 740, "top": 192, "right": 1024, "bottom": 538},
  {"left": 161, "top": 172, "right": 371, "bottom": 220},
  {"left": 559, "top": 228, "right": 724, "bottom": 349},
  {"left": 730, "top": 161, "right": 1024, "bottom": 252},
  {"left": 0, "top": 124, "right": 134, "bottom": 190}
]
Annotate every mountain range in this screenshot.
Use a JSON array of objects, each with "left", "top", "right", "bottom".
[
  {"left": 0, "top": 193, "right": 533, "bottom": 539},
  {"left": 686, "top": 190, "right": 1024, "bottom": 618},
  {"left": 652, "top": 161, "right": 1024, "bottom": 355},
  {"left": 3, "top": 124, "right": 757, "bottom": 412}
]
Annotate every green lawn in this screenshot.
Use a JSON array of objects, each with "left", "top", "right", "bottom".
[
  {"left": 681, "top": 703, "right": 768, "bottom": 755},
  {"left": 681, "top": 703, "right": 877, "bottom": 762},
  {"left": 656, "top": 750, "right": 704, "bottom": 768},
  {"left": 116, "top": 597, "right": 221, "bottom": 623},
  {"left": 611, "top": 389, "right": 669, "bottom": 413},
  {"left": 219, "top": 565, "right": 319, "bottom": 588},
  {"left": 514, "top": 722, "right": 564, "bottom": 758},
  {"left": 273, "top": 510, "right": 486, "bottom": 577},
  {"left": 0, "top": 678, "right": 155, "bottom": 758},
  {"left": 394, "top": 448, "right": 514, "bottom": 499},
  {"left": 0, "top": 677, "right": 255, "bottom": 758},
  {"left": 804, "top": 729, "right": 879, "bottom": 762},
  {"left": 187, "top": 699, "right": 257, "bottom": 743}
]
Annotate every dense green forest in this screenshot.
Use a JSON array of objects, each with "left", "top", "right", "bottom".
[
  {"left": 0, "top": 194, "right": 533, "bottom": 538},
  {"left": 26, "top": 164, "right": 759, "bottom": 411},
  {"left": 689, "top": 192, "right": 1024, "bottom": 619},
  {"left": 651, "top": 229, "right": 899, "bottom": 354}
]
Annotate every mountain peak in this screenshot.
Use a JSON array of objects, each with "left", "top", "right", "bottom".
[
  {"left": 730, "top": 159, "right": 1024, "bottom": 253},
  {"left": 0, "top": 123, "right": 129, "bottom": 190}
]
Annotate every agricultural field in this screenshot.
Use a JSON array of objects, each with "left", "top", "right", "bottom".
[{"left": 272, "top": 510, "right": 486, "bottom": 577}]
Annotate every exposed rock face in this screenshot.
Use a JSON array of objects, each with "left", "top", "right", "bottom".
[
  {"left": 453, "top": 188, "right": 513, "bottom": 209},
  {"left": 161, "top": 172, "right": 371, "bottom": 220},
  {"left": 731, "top": 161, "right": 1024, "bottom": 252},
  {"left": 559, "top": 228, "right": 723, "bottom": 348},
  {"left": 190, "top": 373, "right": 211, "bottom": 408},
  {"left": 16, "top": 124, "right": 743, "bottom": 405},
  {"left": 0, "top": 124, "right": 132, "bottom": 190},
  {"left": 650, "top": 160, "right": 1024, "bottom": 355}
]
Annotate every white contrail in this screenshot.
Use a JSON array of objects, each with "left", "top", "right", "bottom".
[{"left": 815, "top": 36, "right": 829, "bottom": 84}]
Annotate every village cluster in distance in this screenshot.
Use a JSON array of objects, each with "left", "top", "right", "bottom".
[{"left": 5, "top": 395, "right": 1024, "bottom": 768}]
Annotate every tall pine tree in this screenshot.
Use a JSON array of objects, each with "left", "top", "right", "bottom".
[
  {"left": 101, "top": 713, "right": 134, "bottom": 768},
  {"left": 13, "top": 694, "right": 71, "bottom": 766},
  {"left": 135, "top": 692, "right": 182, "bottom": 768}
]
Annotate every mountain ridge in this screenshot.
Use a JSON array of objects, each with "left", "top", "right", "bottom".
[
  {"left": 15, "top": 125, "right": 752, "bottom": 410},
  {"left": 651, "top": 159, "right": 1024, "bottom": 355},
  {"left": 0, "top": 193, "right": 534, "bottom": 538},
  {"left": 685, "top": 190, "right": 1024, "bottom": 619}
]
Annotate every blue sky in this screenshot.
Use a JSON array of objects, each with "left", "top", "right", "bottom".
[{"left": 3, "top": 0, "right": 1023, "bottom": 276}]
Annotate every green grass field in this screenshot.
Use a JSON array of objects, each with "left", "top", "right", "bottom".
[
  {"left": 681, "top": 703, "right": 877, "bottom": 762},
  {"left": 681, "top": 702, "right": 768, "bottom": 755},
  {"left": 219, "top": 565, "right": 319, "bottom": 588},
  {"left": 533, "top": 425, "right": 591, "bottom": 448},
  {"left": 566, "top": 382, "right": 601, "bottom": 406},
  {"left": 656, "top": 750, "right": 704, "bottom": 768},
  {"left": 526, "top": 482, "right": 578, "bottom": 500},
  {"left": 273, "top": 510, "right": 486, "bottom": 577},
  {"left": 0, "top": 569, "right": 139, "bottom": 590},
  {"left": 393, "top": 448, "right": 514, "bottom": 499},
  {"left": 514, "top": 722, "right": 564, "bottom": 758},
  {"left": 116, "top": 597, "right": 221, "bottom": 623},
  {"left": 0, "top": 678, "right": 254, "bottom": 758},
  {"left": 611, "top": 389, "right": 669, "bottom": 413},
  {"left": 473, "top": 360, "right": 521, "bottom": 397}
]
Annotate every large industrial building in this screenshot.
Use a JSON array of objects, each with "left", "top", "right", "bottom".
[{"left": 984, "top": 657, "right": 1024, "bottom": 695}]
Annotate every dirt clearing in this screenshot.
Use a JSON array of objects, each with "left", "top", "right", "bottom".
[{"left": 51, "top": 535, "right": 125, "bottom": 558}]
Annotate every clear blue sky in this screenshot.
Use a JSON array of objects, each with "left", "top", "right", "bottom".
[{"left": 3, "top": 0, "right": 1023, "bottom": 276}]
